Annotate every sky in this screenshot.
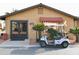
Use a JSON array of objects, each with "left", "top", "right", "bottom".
[{"left": 0, "top": 0, "right": 79, "bottom": 16}]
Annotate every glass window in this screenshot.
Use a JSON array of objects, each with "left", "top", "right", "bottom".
[
  {"left": 12, "top": 22, "right": 19, "bottom": 32},
  {"left": 21, "top": 22, "right": 27, "bottom": 32}
]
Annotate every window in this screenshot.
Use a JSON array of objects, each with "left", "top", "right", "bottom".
[
  {"left": 21, "top": 22, "right": 27, "bottom": 32},
  {"left": 12, "top": 22, "right": 19, "bottom": 32},
  {"left": 11, "top": 21, "right": 28, "bottom": 32}
]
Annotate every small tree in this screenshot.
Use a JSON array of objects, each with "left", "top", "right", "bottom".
[
  {"left": 70, "top": 27, "right": 79, "bottom": 42},
  {"left": 33, "top": 23, "right": 46, "bottom": 41}
]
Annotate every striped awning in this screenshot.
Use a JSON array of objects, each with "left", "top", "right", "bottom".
[{"left": 40, "top": 17, "right": 63, "bottom": 22}]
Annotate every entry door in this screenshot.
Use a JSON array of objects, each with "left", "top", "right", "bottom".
[{"left": 11, "top": 20, "right": 28, "bottom": 41}]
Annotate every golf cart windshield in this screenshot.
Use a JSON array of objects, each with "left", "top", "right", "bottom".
[
  {"left": 47, "top": 28, "right": 63, "bottom": 40},
  {"left": 51, "top": 31, "right": 63, "bottom": 40},
  {"left": 44, "top": 22, "right": 64, "bottom": 40}
]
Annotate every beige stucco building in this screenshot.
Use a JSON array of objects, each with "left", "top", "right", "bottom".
[{"left": 0, "top": 3, "right": 79, "bottom": 44}]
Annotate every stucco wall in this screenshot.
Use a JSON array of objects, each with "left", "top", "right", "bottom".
[
  {"left": 43, "top": 8, "right": 74, "bottom": 32},
  {"left": 77, "top": 20, "right": 79, "bottom": 27},
  {"left": 5, "top": 7, "right": 75, "bottom": 44}
]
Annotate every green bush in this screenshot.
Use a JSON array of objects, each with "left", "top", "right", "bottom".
[
  {"left": 33, "top": 23, "right": 45, "bottom": 31},
  {"left": 47, "top": 28, "right": 62, "bottom": 40},
  {"left": 70, "top": 27, "right": 79, "bottom": 42},
  {"left": 70, "top": 27, "right": 79, "bottom": 34}
]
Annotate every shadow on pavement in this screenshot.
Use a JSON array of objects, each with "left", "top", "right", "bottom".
[{"left": 11, "top": 45, "right": 65, "bottom": 55}]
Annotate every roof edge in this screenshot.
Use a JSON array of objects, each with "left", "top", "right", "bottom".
[{"left": 0, "top": 3, "right": 78, "bottom": 20}]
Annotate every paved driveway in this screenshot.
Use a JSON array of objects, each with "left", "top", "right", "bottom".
[{"left": 0, "top": 43, "right": 79, "bottom": 55}]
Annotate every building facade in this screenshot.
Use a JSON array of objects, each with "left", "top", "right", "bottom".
[{"left": 0, "top": 3, "right": 78, "bottom": 44}]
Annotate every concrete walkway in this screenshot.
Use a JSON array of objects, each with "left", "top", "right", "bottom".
[
  {"left": 0, "top": 39, "right": 40, "bottom": 48},
  {"left": 0, "top": 39, "right": 28, "bottom": 48}
]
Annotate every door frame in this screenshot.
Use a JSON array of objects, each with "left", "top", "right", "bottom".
[{"left": 10, "top": 20, "right": 28, "bottom": 40}]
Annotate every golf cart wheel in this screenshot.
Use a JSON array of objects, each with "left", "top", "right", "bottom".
[
  {"left": 40, "top": 41, "right": 46, "bottom": 47},
  {"left": 61, "top": 41, "right": 69, "bottom": 48}
]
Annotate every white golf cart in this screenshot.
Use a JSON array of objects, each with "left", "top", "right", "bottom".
[{"left": 39, "top": 23, "right": 70, "bottom": 48}]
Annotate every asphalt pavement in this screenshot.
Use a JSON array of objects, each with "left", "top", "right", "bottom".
[{"left": 0, "top": 43, "right": 79, "bottom": 55}]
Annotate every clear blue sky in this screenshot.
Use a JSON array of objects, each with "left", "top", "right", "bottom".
[{"left": 0, "top": 0, "right": 79, "bottom": 16}]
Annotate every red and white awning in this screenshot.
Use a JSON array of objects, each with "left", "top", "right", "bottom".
[{"left": 40, "top": 17, "right": 63, "bottom": 22}]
